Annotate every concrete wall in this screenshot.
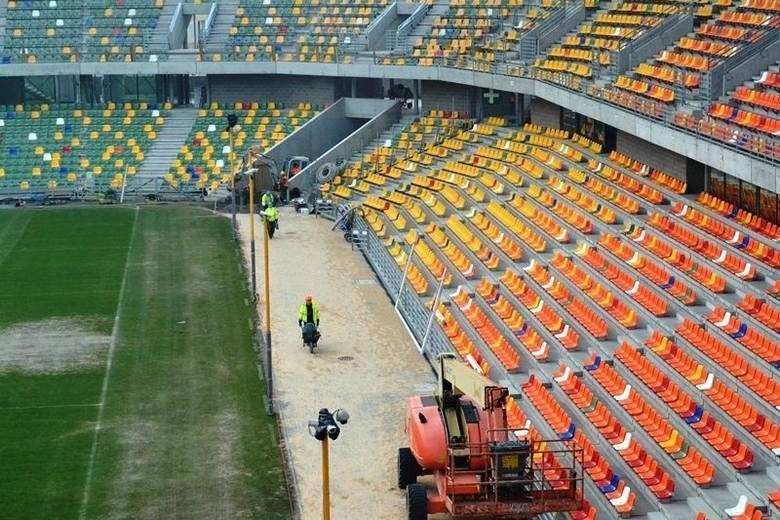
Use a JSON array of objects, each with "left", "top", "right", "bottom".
[
  {"left": 262, "top": 99, "right": 361, "bottom": 170},
  {"left": 208, "top": 74, "right": 337, "bottom": 107},
  {"left": 365, "top": 3, "right": 398, "bottom": 51},
  {"left": 530, "top": 97, "right": 560, "bottom": 128},
  {"left": 287, "top": 98, "right": 401, "bottom": 192},
  {"left": 421, "top": 80, "right": 475, "bottom": 116},
  {"left": 616, "top": 130, "right": 686, "bottom": 181}
]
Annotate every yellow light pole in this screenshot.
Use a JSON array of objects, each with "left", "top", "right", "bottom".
[
  {"left": 228, "top": 119, "right": 238, "bottom": 237},
  {"left": 242, "top": 158, "right": 272, "bottom": 415},
  {"left": 322, "top": 437, "right": 331, "bottom": 520},
  {"left": 248, "top": 171, "right": 257, "bottom": 300},
  {"left": 262, "top": 205, "right": 272, "bottom": 411},
  {"left": 308, "top": 408, "right": 349, "bottom": 520}
]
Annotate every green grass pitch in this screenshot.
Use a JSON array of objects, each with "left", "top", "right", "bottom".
[{"left": 0, "top": 206, "right": 290, "bottom": 519}]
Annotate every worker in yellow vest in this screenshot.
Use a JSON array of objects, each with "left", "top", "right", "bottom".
[{"left": 264, "top": 205, "right": 279, "bottom": 239}]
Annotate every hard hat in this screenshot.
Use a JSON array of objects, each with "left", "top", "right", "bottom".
[{"left": 305, "top": 295, "right": 312, "bottom": 302}]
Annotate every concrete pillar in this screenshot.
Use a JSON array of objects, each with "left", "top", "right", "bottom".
[{"left": 413, "top": 79, "right": 420, "bottom": 115}]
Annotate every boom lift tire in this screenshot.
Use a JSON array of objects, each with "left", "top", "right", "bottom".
[
  {"left": 397, "top": 447, "right": 421, "bottom": 489},
  {"left": 406, "top": 483, "right": 428, "bottom": 520}
]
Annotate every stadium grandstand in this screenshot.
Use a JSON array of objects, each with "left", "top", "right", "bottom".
[{"left": 0, "top": 0, "right": 778, "bottom": 518}]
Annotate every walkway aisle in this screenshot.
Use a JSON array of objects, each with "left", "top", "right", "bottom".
[{"left": 237, "top": 208, "right": 434, "bottom": 520}]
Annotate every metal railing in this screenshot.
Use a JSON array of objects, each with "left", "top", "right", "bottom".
[
  {"left": 202, "top": 2, "right": 219, "bottom": 44},
  {"left": 390, "top": 2, "right": 429, "bottom": 51},
  {"left": 343, "top": 211, "right": 453, "bottom": 358}
]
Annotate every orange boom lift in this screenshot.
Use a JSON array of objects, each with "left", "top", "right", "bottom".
[{"left": 398, "top": 354, "right": 584, "bottom": 519}]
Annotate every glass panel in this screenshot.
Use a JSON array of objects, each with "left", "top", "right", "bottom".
[
  {"left": 741, "top": 181, "right": 757, "bottom": 214},
  {"left": 759, "top": 189, "right": 777, "bottom": 224},
  {"left": 710, "top": 169, "right": 724, "bottom": 198},
  {"left": 724, "top": 174, "right": 740, "bottom": 207}
]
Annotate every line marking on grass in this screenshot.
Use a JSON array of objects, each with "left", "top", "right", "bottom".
[
  {"left": 257, "top": 365, "right": 265, "bottom": 382},
  {"left": 247, "top": 317, "right": 254, "bottom": 331},
  {"left": 79, "top": 206, "right": 140, "bottom": 520},
  {"left": 244, "top": 298, "right": 249, "bottom": 307},
  {"left": 267, "top": 424, "right": 278, "bottom": 447},
  {"left": 0, "top": 403, "right": 100, "bottom": 411}
]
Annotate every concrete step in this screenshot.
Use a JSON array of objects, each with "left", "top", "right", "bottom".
[
  {"left": 136, "top": 107, "right": 199, "bottom": 179},
  {"left": 204, "top": 0, "right": 240, "bottom": 52},
  {"left": 149, "top": 0, "right": 181, "bottom": 51}
]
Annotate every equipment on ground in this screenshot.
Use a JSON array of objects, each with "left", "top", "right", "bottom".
[
  {"left": 302, "top": 322, "right": 320, "bottom": 353},
  {"left": 284, "top": 156, "right": 310, "bottom": 177},
  {"left": 315, "top": 162, "right": 338, "bottom": 183},
  {"left": 399, "top": 353, "right": 583, "bottom": 519}
]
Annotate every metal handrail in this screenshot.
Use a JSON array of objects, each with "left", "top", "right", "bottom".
[{"left": 202, "top": 2, "right": 219, "bottom": 43}]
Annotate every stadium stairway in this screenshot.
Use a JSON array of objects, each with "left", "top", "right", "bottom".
[
  {"left": 204, "top": 0, "right": 241, "bottom": 54},
  {"left": 322, "top": 117, "right": 780, "bottom": 519},
  {"left": 348, "top": 113, "right": 421, "bottom": 165},
  {"left": 133, "top": 107, "right": 199, "bottom": 190},
  {"left": 148, "top": 0, "right": 181, "bottom": 55},
  {"left": 401, "top": 0, "right": 451, "bottom": 52}
]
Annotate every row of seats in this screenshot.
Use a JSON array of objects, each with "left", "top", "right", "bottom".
[
  {"left": 550, "top": 251, "right": 640, "bottom": 329},
  {"left": 616, "top": 341, "right": 756, "bottom": 469},
  {"left": 506, "top": 193, "right": 570, "bottom": 243},
  {"left": 598, "top": 233, "right": 701, "bottom": 303},
  {"left": 585, "top": 353, "right": 716, "bottom": 485},
  {"left": 384, "top": 236, "right": 428, "bottom": 295},
  {"left": 567, "top": 167, "right": 641, "bottom": 214},
  {"left": 607, "top": 150, "right": 687, "bottom": 194},
  {"left": 573, "top": 242, "right": 669, "bottom": 316},
  {"left": 527, "top": 183, "right": 595, "bottom": 233},
  {"left": 672, "top": 202, "right": 780, "bottom": 268},
  {"left": 621, "top": 224, "right": 729, "bottom": 293},
  {"left": 706, "top": 307, "right": 780, "bottom": 367},
  {"left": 425, "top": 221, "right": 476, "bottom": 279},
  {"left": 524, "top": 259, "right": 610, "bottom": 340},
  {"left": 615, "top": 75, "right": 675, "bottom": 103},
  {"left": 445, "top": 215, "right": 501, "bottom": 270},
  {"left": 475, "top": 279, "right": 551, "bottom": 361},
  {"left": 646, "top": 330, "right": 780, "bottom": 453},
  {"left": 450, "top": 286, "right": 522, "bottom": 371},
  {"left": 709, "top": 102, "right": 780, "bottom": 136},
  {"left": 697, "top": 191, "right": 780, "bottom": 237},
  {"left": 646, "top": 213, "right": 756, "bottom": 280},
  {"left": 673, "top": 111, "right": 780, "bottom": 162},
  {"left": 0, "top": 102, "right": 166, "bottom": 192},
  {"left": 436, "top": 304, "right": 491, "bottom": 375},
  {"left": 521, "top": 374, "right": 638, "bottom": 515},
  {"left": 485, "top": 199, "right": 548, "bottom": 252},
  {"left": 737, "top": 292, "right": 780, "bottom": 332},
  {"left": 553, "top": 364, "right": 676, "bottom": 499},
  {"left": 167, "top": 103, "right": 316, "bottom": 190},
  {"left": 733, "top": 85, "right": 780, "bottom": 113},
  {"left": 500, "top": 269, "right": 581, "bottom": 350},
  {"left": 466, "top": 210, "right": 524, "bottom": 261},
  {"left": 586, "top": 158, "right": 664, "bottom": 204},
  {"left": 675, "top": 319, "right": 780, "bottom": 409},
  {"left": 548, "top": 175, "right": 618, "bottom": 224},
  {"left": 634, "top": 62, "right": 699, "bottom": 89}
]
